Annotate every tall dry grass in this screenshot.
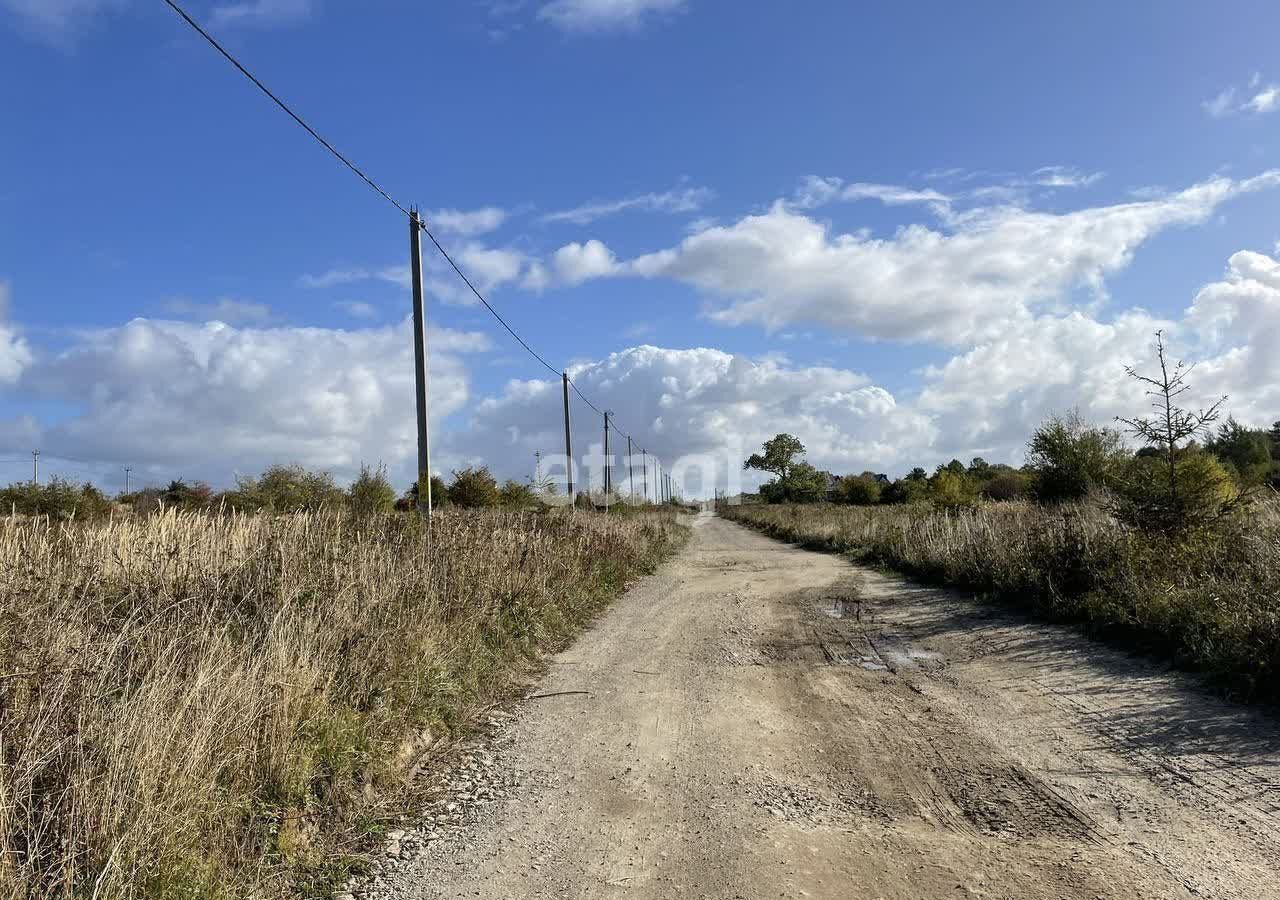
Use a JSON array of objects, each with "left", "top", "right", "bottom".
[
  {"left": 0, "top": 508, "right": 683, "bottom": 899},
  {"left": 725, "top": 499, "right": 1280, "bottom": 701}
]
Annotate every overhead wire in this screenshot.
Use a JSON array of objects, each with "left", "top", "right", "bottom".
[{"left": 160, "top": 0, "right": 664, "bottom": 488}]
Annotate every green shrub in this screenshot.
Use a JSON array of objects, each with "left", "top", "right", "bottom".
[
  {"left": 348, "top": 464, "right": 396, "bottom": 516},
  {"left": 447, "top": 466, "right": 500, "bottom": 509},
  {"left": 0, "top": 478, "right": 114, "bottom": 520},
  {"left": 1027, "top": 411, "right": 1127, "bottom": 503}
]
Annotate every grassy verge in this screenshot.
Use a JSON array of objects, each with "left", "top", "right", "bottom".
[
  {"left": 0, "top": 508, "right": 685, "bottom": 899},
  {"left": 722, "top": 500, "right": 1280, "bottom": 703}
]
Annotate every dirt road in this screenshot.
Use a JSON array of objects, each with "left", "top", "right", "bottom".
[{"left": 370, "top": 512, "right": 1280, "bottom": 900}]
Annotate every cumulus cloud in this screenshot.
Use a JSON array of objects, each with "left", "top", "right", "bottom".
[
  {"left": 0, "top": 282, "right": 33, "bottom": 385},
  {"left": 560, "top": 171, "right": 1280, "bottom": 345},
  {"left": 17, "top": 318, "right": 489, "bottom": 487},
  {"left": 542, "top": 184, "right": 712, "bottom": 225},
  {"left": 209, "top": 0, "right": 312, "bottom": 29},
  {"left": 446, "top": 345, "right": 936, "bottom": 494},
  {"left": 537, "top": 0, "right": 685, "bottom": 32},
  {"left": 550, "top": 240, "right": 621, "bottom": 285}
]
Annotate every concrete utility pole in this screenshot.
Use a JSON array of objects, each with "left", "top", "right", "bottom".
[
  {"left": 409, "top": 209, "right": 432, "bottom": 519},
  {"left": 31, "top": 449, "right": 39, "bottom": 485},
  {"left": 627, "top": 435, "right": 634, "bottom": 500},
  {"left": 562, "top": 373, "right": 574, "bottom": 505},
  {"left": 642, "top": 448, "right": 649, "bottom": 503},
  {"left": 603, "top": 411, "right": 611, "bottom": 512},
  {"left": 124, "top": 466, "right": 132, "bottom": 494}
]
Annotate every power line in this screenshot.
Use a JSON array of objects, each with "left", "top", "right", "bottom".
[
  {"left": 419, "top": 227, "right": 561, "bottom": 378},
  {"left": 159, "top": 0, "right": 664, "bottom": 489},
  {"left": 160, "top": 0, "right": 412, "bottom": 219}
]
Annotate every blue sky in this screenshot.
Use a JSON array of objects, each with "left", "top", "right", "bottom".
[{"left": 2, "top": 0, "right": 1279, "bottom": 496}]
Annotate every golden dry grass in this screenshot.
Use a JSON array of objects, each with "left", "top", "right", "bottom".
[
  {"left": 0, "top": 507, "right": 683, "bottom": 899},
  {"left": 725, "top": 498, "right": 1280, "bottom": 701}
]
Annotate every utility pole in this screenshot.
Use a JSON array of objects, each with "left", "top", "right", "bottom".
[
  {"left": 31, "top": 449, "right": 39, "bottom": 485},
  {"left": 409, "top": 208, "right": 432, "bottom": 519},
  {"left": 562, "top": 373, "right": 574, "bottom": 506},
  {"left": 603, "top": 411, "right": 611, "bottom": 512},
  {"left": 627, "top": 435, "right": 634, "bottom": 500},
  {"left": 642, "top": 448, "right": 649, "bottom": 503},
  {"left": 124, "top": 466, "right": 132, "bottom": 495}
]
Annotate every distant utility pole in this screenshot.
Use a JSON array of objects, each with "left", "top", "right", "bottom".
[
  {"left": 603, "top": 411, "right": 611, "bottom": 512},
  {"left": 124, "top": 466, "right": 132, "bottom": 494},
  {"left": 31, "top": 449, "right": 39, "bottom": 485},
  {"left": 562, "top": 373, "right": 574, "bottom": 504},
  {"left": 627, "top": 435, "right": 634, "bottom": 499},
  {"left": 409, "top": 208, "right": 432, "bottom": 519},
  {"left": 642, "top": 449, "right": 649, "bottom": 502}
]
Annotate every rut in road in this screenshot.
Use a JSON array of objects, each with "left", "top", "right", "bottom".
[{"left": 354, "top": 512, "right": 1280, "bottom": 900}]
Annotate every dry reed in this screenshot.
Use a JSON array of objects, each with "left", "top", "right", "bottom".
[{"left": 0, "top": 508, "right": 683, "bottom": 898}]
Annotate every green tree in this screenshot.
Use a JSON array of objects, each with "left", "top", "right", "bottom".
[
  {"left": 745, "top": 434, "right": 823, "bottom": 503},
  {"left": 928, "top": 469, "right": 979, "bottom": 510},
  {"left": 744, "top": 434, "right": 806, "bottom": 484},
  {"left": 1206, "top": 417, "right": 1272, "bottom": 485},
  {"left": 981, "top": 471, "right": 1031, "bottom": 502},
  {"left": 835, "top": 472, "right": 882, "bottom": 505},
  {"left": 448, "top": 466, "right": 501, "bottom": 508},
  {"left": 1114, "top": 331, "right": 1240, "bottom": 531},
  {"left": 1026, "top": 411, "right": 1127, "bottom": 503},
  {"left": 883, "top": 476, "right": 928, "bottom": 505},
  {"left": 785, "top": 463, "right": 829, "bottom": 503}
]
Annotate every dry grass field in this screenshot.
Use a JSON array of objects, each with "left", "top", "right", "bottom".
[
  {"left": 0, "top": 507, "right": 684, "bottom": 899},
  {"left": 724, "top": 498, "right": 1280, "bottom": 702}
]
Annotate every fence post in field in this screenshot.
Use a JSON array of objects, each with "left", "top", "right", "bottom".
[
  {"left": 409, "top": 208, "right": 432, "bottom": 519},
  {"left": 603, "top": 411, "right": 611, "bottom": 512},
  {"left": 562, "top": 373, "right": 574, "bottom": 507}
]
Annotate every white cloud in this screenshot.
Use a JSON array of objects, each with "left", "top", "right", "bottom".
[
  {"left": 562, "top": 171, "right": 1280, "bottom": 345},
  {"left": 449, "top": 345, "right": 935, "bottom": 492},
  {"left": 1244, "top": 85, "right": 1280, "bottom": 115},
  {"left": 160, "top": 297, "right": 274, "bottom": 325},
  {"left": 0, "top": 0, "right": 120, "bottom": 44},
  {"left": 300, "top": 241, "right": 538, "bottom": 306},
  {"left": 209, "top": 0, "right": 312, "bottom": 29},
  {"left": 1031, "top": 165, "right": 1105, "bottom": 188},
  {"left": 16, "top": 318, "right": 489, "bottom": 487},
  {"left": 299, "top": 266, "right": 408, "bottom": 290},
  {"left": 1204, "top": 77, "right": 1280, "bottom": 117},
  {"left": 537, "top": 0, "right": 685, "bottom": 32},
  {"left": 0, "top": 282, "right": 33, "bottom": 385},
  {"left": 333, "top": 300, "right": 379, "bottom": 320},
  {"left": 551, "top": 240, "right": 621, "bottom": 285},
  {"left": 542, "top": 184, "right": 711, "bottom": 225},
  {"left": 428, "top": 206, "right": 508, "bottom": 236},
  {"left": 791, "top": 176, "right": 950, "bottom": 210}
]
